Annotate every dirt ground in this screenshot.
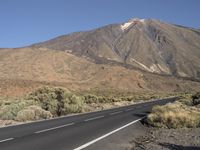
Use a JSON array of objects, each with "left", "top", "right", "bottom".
[
  {"left": 130, "top": 127, "right": 200, "bottom": 150},
  {"left": 0, "top": 120, "right": 22, "bottom": 128}
]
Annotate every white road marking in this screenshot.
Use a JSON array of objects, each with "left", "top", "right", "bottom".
[
  {"left": 84, "top": 116, "right": 104, "bottom": 122},
  {"left": 74, "top": 117, "right": 145, "bottom": 150},
  {"left": 35, "top": 123, "right": 74, "bottom": 134},
  {"left": 125, "top": 108, "right": 134, "bottom": 111},
  {"left": 0, "top": 138, "right": 14, "bottom": 143},
  {"left": 110, "top": 111, "right": 122, "bottom": 115}
]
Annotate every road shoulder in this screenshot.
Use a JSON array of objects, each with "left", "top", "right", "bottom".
[{"left": 85, "top": 121, "right": 146, "bottom": 150}]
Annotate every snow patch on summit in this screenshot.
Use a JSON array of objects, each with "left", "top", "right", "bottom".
[
  {"left": 121, "top": 22, "right": 133, "bottom": 30},
  {"left": 121, "top": 18, "right": 145, "bottom": 30}
]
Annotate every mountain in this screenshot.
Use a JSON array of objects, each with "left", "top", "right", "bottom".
[
  {"left": 1, "top": 18, "right": 200, "bottom": 97},
  {"left": 32, "top": 18, "right": 200, "bottom": 80}
]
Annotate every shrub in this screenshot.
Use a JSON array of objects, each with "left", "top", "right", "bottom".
[
  {"left": 15, "top": 105, "right": 52, "bottom": 121},
  {"left": 0, "top": 86, "right": 85, "bottom": 121},
  {"left": 83, "top": 94, "right": 99, "bottom": 104},
  {"left": 147, "top": 102, "right": 200, "bottom": 128},
  {"left": 62, "top": 95, "right": 84, "bottom": 114},
  {"left": 0, "top": 100, "right": 37, "bottom": 120},
  {"left": 28, "top": 86, "right": 85, "bottom": 116}
]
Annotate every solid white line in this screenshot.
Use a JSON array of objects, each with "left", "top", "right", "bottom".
[
  {"left": 110, "top": 111, "right": 122, "bottom": 115},
  {"left": 74, "top": 117, "right": 145, "bottom": 150},
  {"left": 35, "top": 123, "right": 74, "bottom": 134},
  {"left": 84, "top": 116, "right": 104, "bottom": 122},
  {"left": 0, "top": 138, "right": 14, "bottom": 143}
]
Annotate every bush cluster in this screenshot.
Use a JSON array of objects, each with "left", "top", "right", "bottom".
[
  {"left": 28, "top": 86, "right": 85, "bottom": 116},
  {"left": 0, "top": 100, "right": 37, "bottom": 120},
  {"left": 147, "top": 92, "right": 200, "bottom": 128},
  {"left": 0, "top": 86, "right": 178, "bottom": 123},
  {"left": 16, "top": 105, "right": 52, "bottom": 121},
  {"left": 0, "top": 86, "right": 85, "bottom": 122}
]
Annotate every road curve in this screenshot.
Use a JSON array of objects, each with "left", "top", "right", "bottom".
[{"left": 0, "top": 97, "right": 176, "bottom": 150}]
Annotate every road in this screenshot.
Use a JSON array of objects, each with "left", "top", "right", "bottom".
[{"left": 0, "top": 97, "right": 176, "bottom": 150}]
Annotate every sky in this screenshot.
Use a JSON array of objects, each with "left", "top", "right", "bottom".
[{"left": 0, "top": 0, "right": 199, "bottom": 48}]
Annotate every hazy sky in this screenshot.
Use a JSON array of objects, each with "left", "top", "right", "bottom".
[{"left": 0, "top": 0, "right": 199, "bottom": 48}]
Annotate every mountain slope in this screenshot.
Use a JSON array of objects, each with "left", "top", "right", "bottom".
[
  {"left": 0, "top": 47, "right": 200, "bottom": 97},
  {"left": 0, "top": 47, "right": 144, "bottom": 96},
  {"left": 32, "top": 18, "right": 200, "bottom": 79}
]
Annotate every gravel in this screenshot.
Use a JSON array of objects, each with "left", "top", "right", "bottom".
[{"left": 130, "top": 127, "right": 200, "bottom": 150}]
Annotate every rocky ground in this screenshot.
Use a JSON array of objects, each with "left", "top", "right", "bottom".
[{"left": 130, "top": 127, "right": 200, "bottom": 150}]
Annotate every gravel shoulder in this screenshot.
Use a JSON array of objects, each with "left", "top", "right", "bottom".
[
  {"left": 130, "top": 124, "right": 200, "bottom": 150},
  {"left": 83, "top": 120, "right": 200, "bottom": 150}
]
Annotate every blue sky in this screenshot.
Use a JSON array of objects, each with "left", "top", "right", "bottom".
[{"left": 0, "top": 0, "right": 199, "bottom": 48}]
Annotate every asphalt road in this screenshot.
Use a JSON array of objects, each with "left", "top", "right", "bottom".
[{"left": 0, "top": 97, "right": 176, "bottom": 150}]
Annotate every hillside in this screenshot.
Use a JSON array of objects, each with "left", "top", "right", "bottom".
[
  {"left": 0, "top": 47, "right": 200, "bottom": 97},
  {"left": 32, "top": 18, "right": 200, "bottom": 80}
]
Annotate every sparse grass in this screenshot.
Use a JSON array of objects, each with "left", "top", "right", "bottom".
[{"left": 147, "top": 92, "right": 200, "bottom": 128}]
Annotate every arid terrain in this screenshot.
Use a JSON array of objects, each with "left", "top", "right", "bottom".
[
  {"left": 0, "top": 47, "right": 200, "bottom": 98},
  {"left": 0, "top": 18, "right": 200, "bottom": 149}
]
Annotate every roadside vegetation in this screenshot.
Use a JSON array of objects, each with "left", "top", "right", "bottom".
[
  {"left": 0, "top": 86, "right": 179, "bottom": 124},
  {"left": 0, "top": 86, "right": 85, "bottom": 122},
  {"left": 77, "top": 89, "right": 175, "bottom": 104},
  {"left": 147, "top": 92, "right": 200, "bottom": 128}
]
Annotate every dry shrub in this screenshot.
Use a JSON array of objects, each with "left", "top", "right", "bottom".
[{"left": 147, "top": 102, "right": 200, "bottom": 128}]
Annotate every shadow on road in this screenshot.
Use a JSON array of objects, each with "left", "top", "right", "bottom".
[{"left": 132, "top": 113, "right": 147, "bottom": 118}]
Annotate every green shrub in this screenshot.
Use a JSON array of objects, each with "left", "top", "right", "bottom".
[
  {"left": 62, "top": 95, "right": 84, "bottom": 114},
  {"left": 0, "top": 100, "right": 37, "bottom": 120},
  {"left": 15, "top": 105, "right": 52, "bottom": 121},
  {"left": 28, "top": 86, "right": 85, "bottom": 116}
]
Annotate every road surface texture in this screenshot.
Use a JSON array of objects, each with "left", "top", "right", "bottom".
[{"left": 0, "top": 97, "right": 176, "bottom": 150}]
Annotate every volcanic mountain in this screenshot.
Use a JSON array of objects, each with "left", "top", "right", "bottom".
[
  {"left": 32, "top": 18, "right": 200, "bottom": 80},
  {"left": 1, "top": 18, "right": 200, "bottom": 97}
]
